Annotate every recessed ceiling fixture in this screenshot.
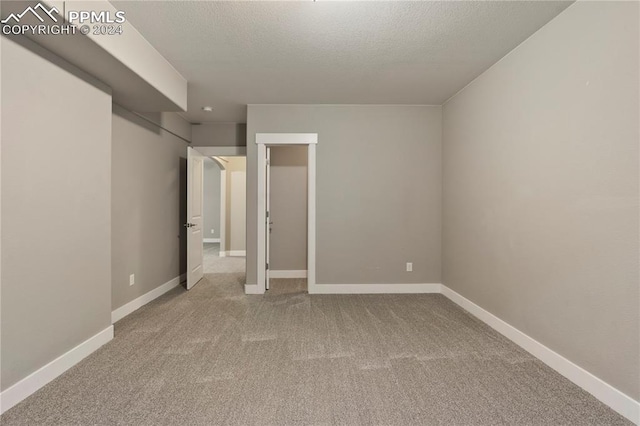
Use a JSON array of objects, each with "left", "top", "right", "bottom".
[{"left": 202, "top": 106, "right": 213, "bottom": 112}]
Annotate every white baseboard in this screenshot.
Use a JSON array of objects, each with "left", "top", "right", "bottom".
[
  {"left": 203, "top": 238, "right": 220, "bottom": 243},
  {"left": 219, "top": 251, "right": 226, "bottom": 257},
  {"left": 111, "top": 274, "right": 185, "bottom": 323},
  {"left": 310, "top": 283, "right": 442, "bottom": 294},
  {"left": 244, "top": 284, "right": 262, "bottom": 294},
  {"left": 228, "top": 250, "right": 246, "bottom": 257},
  {"left": 0, "top": 326, "right": 113, "bottom": 415},
  {"left": 269, "top": 270, "right": 307, "bottom": 279},
  {"left": 440, "top": 285, "right": 640, "bottom": 424}
]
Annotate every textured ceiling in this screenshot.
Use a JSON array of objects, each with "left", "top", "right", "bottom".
[{"left": 111, "top": 1, "right": 573, "bottom": 123}]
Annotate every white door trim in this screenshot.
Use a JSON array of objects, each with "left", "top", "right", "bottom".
[
  {"left": 219, "top": 169, "right": 226, "bottom": 254},
  {"left": 265, "top": 146, "right": 271, "bottom": 290},
  {"left": 255, "top": 133, "right": 317, "bottom": 294},
  {"left": 256, "top": 133, "right": 317, "bottom": 145},
  {"left": 307, "top": 144, "right": 316, "bottom": 294},
  {"left": 193, "top": 146, "right": 247, "bottom": 156}
]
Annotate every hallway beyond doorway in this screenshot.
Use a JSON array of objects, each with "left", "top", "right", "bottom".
[{"left": 203, "top": 243, "right": 245, "bottom": 274}]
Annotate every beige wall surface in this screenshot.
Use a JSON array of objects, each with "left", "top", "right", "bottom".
[
  {"left": 225, "top": 157, "right": 246, "bottom": 252},
  {"left": 136, "top": 111, "right": 192, "bottom": 142},
  {"left": 192, "top": 123, "right": 247, "bottom": 147},
  {"left": 442, "top": 1, "right": 639, "bottom": 400},
  {"left": 112, "top": 105, "right": 188, "bottom": 311},
  {"left": 204, "top": 159, "right": 221, "bottom": 240},
  {"left": 1, "top": 37, "right": 112, "bottom": 390},
  {"left": 269, "top": 146, "right": 308, "bottom": 271},
  {"left": 247, "top": 105, "right": 442, "bottom": 286}
]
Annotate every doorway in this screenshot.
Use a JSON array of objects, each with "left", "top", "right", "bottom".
[
  {"left": 255, "top": 133, "right": 317, "bottom": 294},
  {"left": 186, "top": 147, "right": 246, "bottom": 290},
  {"left": 202, "top": 156, "right": 247, "bottom": 275},
  {"left": 265, "top": 145, "right": 308, "bottom": 292}
]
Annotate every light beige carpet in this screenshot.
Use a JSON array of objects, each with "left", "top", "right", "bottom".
[
  {"left": 203, "top": 243, "right": 245, "bottom": 274},
  {"left": 1, "top": 274, "right": 630, "bottom": 425}
]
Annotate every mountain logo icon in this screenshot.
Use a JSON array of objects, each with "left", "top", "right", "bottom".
[{"left": 1, "top": 3, "right": 59, "bottom": 24}]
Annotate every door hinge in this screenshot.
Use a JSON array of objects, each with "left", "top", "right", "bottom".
[{"left": 266, "top": 263, "right": 269, "bottom": 270}]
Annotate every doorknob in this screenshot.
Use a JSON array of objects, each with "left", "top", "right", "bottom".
[{"left": 183, "top": 223, "right": 196, "bottom": 228}]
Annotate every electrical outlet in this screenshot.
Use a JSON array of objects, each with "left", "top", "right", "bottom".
[
  {"left": 129, "top": 274, "right": 135, "bottom": 286},
  {"left": 406, "top": 262, "right": 413, "bottom": 272},
  {"left": 211, "top": 229, "right": 215, "bottom": 234}
]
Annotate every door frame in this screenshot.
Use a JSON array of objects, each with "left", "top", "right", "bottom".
[
  {"left": 265, "top": 147, "right": 271, "bottom": 290},
  {"left": 255, "top": 133, "right": 317, "bottom": 294},
  {"left": 219, "top": 167, "right": 227, "bottom": 256},
  {"left": 188, "top": 147, "right": 246, "bottom": 268},
  {"left": 210, "top": 157, "right": 227, "bottom": 256}
]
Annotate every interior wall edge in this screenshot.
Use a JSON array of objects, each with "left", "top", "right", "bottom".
[{"left": 112, "top": 103, "right": 191, "bottom": 143}]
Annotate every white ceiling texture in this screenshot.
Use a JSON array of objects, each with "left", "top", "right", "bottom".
[{"left": 111, "top": 1, "right": 573, "bottom": 123}]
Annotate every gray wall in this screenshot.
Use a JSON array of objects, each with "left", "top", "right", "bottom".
[
  {"left": 270, "top": 146, "right": 308, "bottom": 271},
  {"left": 136, "top": 112, "right": 192, "bottom": 142},
  {"left": 1, "top": 37, "right": 112, "bottom": 390},
  {"left": 247, "top": 105, "right": 442, "bottom": 286},
  {"left": 204, "top": 159, "right": 221, "bottom": 240},
  {"left": 192, "top": 123, "right": 247, "bottom": 147},
  {"left": 111, "top": 105, "right": 189, "bottom": 311},
  {"left": 442, "top": 1, "right": 639, "bottom": 400}
]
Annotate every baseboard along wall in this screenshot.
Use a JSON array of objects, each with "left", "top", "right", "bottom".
[
  {"left": 111, "top": 273, "right": 186, "bottom": 323},
  {"left": 0, "top": 326, "right": 114, "bottom": 415},
  {"left": 439, "top": 285, "right": 639, "bottom": 424},
  {"left": 290, "top": 281, "right": 639, "bottom": 423},
  {"left": 0, "top": 273, "right": 189, "bottom": 415},
  {"left": 244, "top": 284, "right": 262, "bottom": 294},
  {"left": 310, "top": 283, "right": 441, "bottom": 294},
  {"left": 2, "top": 279, "right": 636, "bottom": 423}
]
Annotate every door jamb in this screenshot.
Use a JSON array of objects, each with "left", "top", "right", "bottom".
[
  {"left": 210, "top": 157, "right": 227, "bottom": 256},
  {"left": 255, "top": 133, "right": 317, "bottom": 294}
]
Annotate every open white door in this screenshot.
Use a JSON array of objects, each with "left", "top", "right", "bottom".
[
  {"left": 186, "top": 147, "right": 205, "bottom": 290},
  {"left": 265, "top": 147, "right": 271, "bottom": 290}
]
